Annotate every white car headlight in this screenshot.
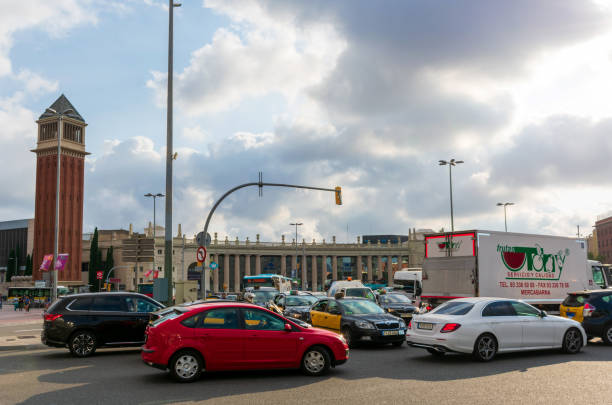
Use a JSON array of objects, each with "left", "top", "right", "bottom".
[
  {"left": 355, "top": 320, "right": 375, "bottom": 329},
  {"left": 398, "top": 319, "right": 406, "bottom": 328}
]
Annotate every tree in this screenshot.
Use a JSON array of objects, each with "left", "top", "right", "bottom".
[
  {"left": 24, "top": 254, "right": 32, "bottom": 276},
  {"left": 88, "top": 228, "right": 99, "bottom": 292},
  {"left": 15, "top": 245, "right": 22, "bottom": 275},
  {"left": 5, "top": 249, "right": 16, "bottom": 282},
  {"left": 103, "top": 246, "right": 114, "bottom": 287}
]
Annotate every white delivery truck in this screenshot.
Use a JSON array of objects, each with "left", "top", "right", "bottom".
[{"left": 421, "top": 230, "right": 609, "bottom": 311}]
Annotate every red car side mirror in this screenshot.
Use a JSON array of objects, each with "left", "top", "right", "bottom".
[{"left": 284, "top": 323, "right": 292, "bottom": 332}]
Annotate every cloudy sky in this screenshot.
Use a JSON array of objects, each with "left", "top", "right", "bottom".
[{"left": 2, "top": 0, "right": 612, "bottom": 242}]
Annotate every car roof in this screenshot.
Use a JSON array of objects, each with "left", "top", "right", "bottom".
[
  {"left": 187, "top": 301, "right": 269, "bottom": 311},
  {"left": 568, "top": 289, "right": 612, "bottom": 295},
  {"left": 61, "top": 292, "right": 150, "bottom": 299}
]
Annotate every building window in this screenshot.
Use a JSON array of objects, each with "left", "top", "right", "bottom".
[
  {"left": 158, "top": 249, "right": 162, "bottom": 254},
  {"left": 139, "top": 266, "right": 143, "bottom": 272},
  {"left": 139, "top": 278, "right": 143, "bottom": 283},
  {"left": 158, "top": 266, "right": 162, "bottom": 271}
]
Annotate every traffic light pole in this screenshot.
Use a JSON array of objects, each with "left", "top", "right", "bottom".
[{"left": 199, "top": 181, "right": 341, "bottom": 299}]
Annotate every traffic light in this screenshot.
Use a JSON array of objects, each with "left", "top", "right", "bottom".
[{"left": 335, "top": 186, "right": 342, "bottom": 205}]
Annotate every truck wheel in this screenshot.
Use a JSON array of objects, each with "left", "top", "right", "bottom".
[
  {"left": 601, "top": 325, "right": 612, "bottom": 345},
  {"left": 472, "top": 333, "right": 497, "bottom": 362},
  {"left": 562, "top": 328, "right": 583, "bottom": 354}
]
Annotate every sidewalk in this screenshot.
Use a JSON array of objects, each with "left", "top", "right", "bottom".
[
  {"left": 0, "top": 306, "right": 45, "bottom": 348},
  {"left": 0, "top": 305, "right": 44, "bottom": 325}
]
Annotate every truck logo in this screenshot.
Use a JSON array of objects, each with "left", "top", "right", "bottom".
[
  {"left": 497, "top": 244, "right": 568, "bottom": 280},
  {"left": 437, "top": 241, "right": 463, "bottom": 251}
]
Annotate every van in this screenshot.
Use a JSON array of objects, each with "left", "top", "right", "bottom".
[
  {"left": 393, "top": 268, "right": 422, "bottom": 300},
  {"left": 328, "top": 281, "right": 376, "bottom": 302}
]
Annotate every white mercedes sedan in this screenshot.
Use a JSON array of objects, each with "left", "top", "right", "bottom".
[{"left": 406, "top": 297, "right": 586, "bottom": 361}]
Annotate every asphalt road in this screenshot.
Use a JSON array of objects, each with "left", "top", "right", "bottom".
[{"left": 2, "top": 335, "right": 612, "bottom": 405}]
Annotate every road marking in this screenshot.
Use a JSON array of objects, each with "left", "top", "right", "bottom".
[{"left": 15, "top": 329, "right": 42, "bottom": 332}]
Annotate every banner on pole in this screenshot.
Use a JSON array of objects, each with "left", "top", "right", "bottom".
[
  {"left": 54, "top": 253, "right": 69, "bottom": 271},
  {"left": 40, "top": 254, "right": 54, "bottom": 271}
]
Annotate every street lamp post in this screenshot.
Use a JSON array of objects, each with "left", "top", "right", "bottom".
[
  {"left": 46, "top": 107, "right": 74, "bottom": 302},
  {"left": 164, "top": 0, "right": 182, "bottom": 306},
  {"left": 145, "top": 193, "right": 164, "bottom": 277},
  {"left": 496, "top": 202, "right": 514, "bottom": 232},
  {"left": 290, "top": 222, "right": 303, "bottom": 282},
  {"left": 438, "top": 159, "right": 464, "bottom": 232}
]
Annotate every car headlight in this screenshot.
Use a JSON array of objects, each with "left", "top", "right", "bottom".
[
  {"left": 398, "top": 319, "right": 406, "bottom": 328},
  {"left": 355, "top": 320, "right": 375, "bottom": 329},
  {"left": 338, "top": 334, "right": 347, "bottom": 345}
]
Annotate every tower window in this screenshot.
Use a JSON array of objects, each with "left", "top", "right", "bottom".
[
  {"left": 40, "top": 122, "right": 58, "bottom": 141},
  {"left": 63, "top": 123, "right": 83, "bottom": 143}
]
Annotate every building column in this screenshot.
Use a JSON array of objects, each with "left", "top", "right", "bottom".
[
  {"left": 234, "top": 254, "right": 240, "bottom": 292},
  {"left": 332, "top": 256, "right": 338, "bottom": 281},
  {"left": 280, "top": 255, "right": 286, "bottom": 276},
  {"left": 255, "top": 255, "right": 261, "bottom": 275},
  {"left": 311, "top": 255, "right": 318, "bottom": 292},
  {"left": 376, "top": 256, "right": 383, "bottom": 280},
  {"left": 321, "top": 255, "right": 328, "bottom": 289},
  {"left": 224, "top": 254, "right": 230, "bottom": 291},
  {"left": 245, "top": 254, "right": 251, "bottom": 276},
  {"left": 387, "top": 255, "right": 393, "bottom": 287},
  {"left": 367, "top": 255, "right": 373, "bottom": 282},
  {"left": 355, "top": 255, "right": 362, "bottom": 281},
  {"left": 291, "top": 255, "right": 297, "bottom": 279},
  {"left": 212, "top": 254, "right": 219, "bottom": 293},
  {"left": 302, "top": 253, "right": 307, "bottom": 290}
]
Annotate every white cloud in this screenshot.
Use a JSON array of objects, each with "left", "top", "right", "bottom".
[{"left": 148, "top": 0, "right": 346, "bottom": 115}]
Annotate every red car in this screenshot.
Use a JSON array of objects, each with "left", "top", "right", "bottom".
[{"left": 141, "top": 302, "right": 349, "bottom": 382}]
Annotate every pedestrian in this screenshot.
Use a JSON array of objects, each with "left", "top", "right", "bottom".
[
  {"left": 18, "top": 296, "right": 24, "bottom": 311},
  {"left": 24, "top": 296, "right": 31, "bottom": 312},
  {"left": 14, "top": 299, "right": 19, "bottom": 311}
]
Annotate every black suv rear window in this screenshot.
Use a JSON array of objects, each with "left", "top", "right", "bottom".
[
  {"left": 68, "top": 297, "right": 92, "bottom": 311},
  {"left": 563, "top": 294, "right": 589, "bottom": 307}
]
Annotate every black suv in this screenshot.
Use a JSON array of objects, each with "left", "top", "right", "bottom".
[{"left": 42, "top": 292, "right": 164, "bottom": 357}]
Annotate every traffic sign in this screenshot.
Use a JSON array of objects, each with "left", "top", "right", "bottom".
[
  {"left": 96, "top": 271, "right": 103, "bottom": 280},
  {"left": 210, "top": 261, "right": 218, "bottom": 270},
  {"left": 196, "top": 246, "right": 207, "bottom": 263},
  {"left": 196, "top": 232, "right": 212, "bottom": 247}
]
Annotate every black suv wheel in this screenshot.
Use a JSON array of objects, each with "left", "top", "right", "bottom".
[
  {"left": 602, "top": 324, "right": 612, "bottom": 345},
  {"left": 69, "top": 331, "right": 97, "bottom": 358}
]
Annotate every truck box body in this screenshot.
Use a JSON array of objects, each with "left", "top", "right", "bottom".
[{"left": 422, "top": 230, "right": 597, "bottom": 306}]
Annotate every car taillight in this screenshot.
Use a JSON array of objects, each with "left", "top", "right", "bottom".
[
  {"left": 583, "top": 303, "right": 596, "bottom": 317},
  {"left": 440, "top": 323, "right": 461, "bottom": 333},
  {"left": 44, "top": 313, "right": 62, "bottom": 322},
  {"left": 407, "top": 320, "right": 412, "bottom": 330}
]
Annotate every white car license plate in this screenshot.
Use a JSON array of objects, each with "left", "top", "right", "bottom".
[
  {"left": 382, "top": 330, "right": 399, "bottom": 336},
  {"left": 417, "top": 322, "right": 433, "bottom": 330},
  {"left": 400, "top": 313, "right": 412, "bottom": 318}
]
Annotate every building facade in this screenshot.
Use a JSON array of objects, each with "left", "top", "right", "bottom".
[
  {"left": 595, "top": 215, "right": 612, "bottom": 263},
  {"left": 31, "top": 95, "right": 88, "bottom": 285},
  {"left": 83, "top": 226, "right": 426, "bottom": 294},
  {"left": 0, "top": 219, "right": 34, "bottom": 281}
]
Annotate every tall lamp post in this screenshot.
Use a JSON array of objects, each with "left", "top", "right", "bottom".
[
  {"left": 46, "top": 106, "right": 74, "bottom": 302},
  {"left": 290, "top": 222, "right": 303, "bottom": 282},
  {"left": 145, "top": 193, "right": 164, "bottom": 276},
  {"left": 497, "top": 202, "right": 514, "bottom": 232},
  {"left": 438, "top": 159, "right": 464, "bottom": 232},
  {"left": 164, "top": 0, "right": 182, "bottom": 305}
]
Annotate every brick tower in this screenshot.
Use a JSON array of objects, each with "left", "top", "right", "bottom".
[{"left": 32, "top": 95, "right": 88, "bottom": 285}]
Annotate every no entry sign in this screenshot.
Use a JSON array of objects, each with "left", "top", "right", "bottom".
[{"left": 197, "top": 246, "right": 207, "bottom": 263}]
